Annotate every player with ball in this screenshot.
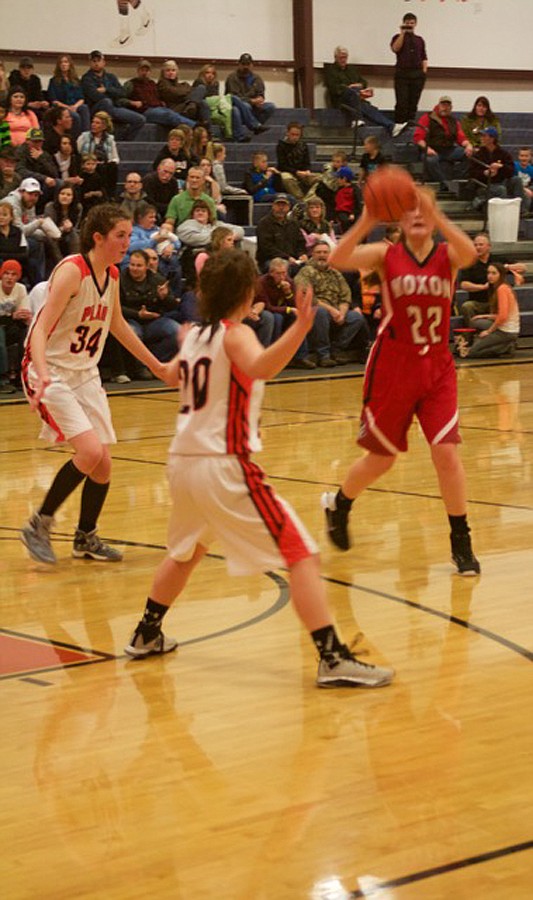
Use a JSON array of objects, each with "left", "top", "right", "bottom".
[{"left": 323, "top": 167, "right": 481, "bottom": 576}]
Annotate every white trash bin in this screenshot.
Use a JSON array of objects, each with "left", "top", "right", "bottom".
[{"left": 488, "top": 197, "right": 521, "bottom": 243}]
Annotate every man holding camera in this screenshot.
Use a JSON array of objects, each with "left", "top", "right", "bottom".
[{"left": 390, "top": 13, "right": 428, "bottom": 125}]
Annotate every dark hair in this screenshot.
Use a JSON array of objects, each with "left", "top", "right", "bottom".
[
  {"left": 7, "top": 86, "right": 28, "bottom": 110},
  {"left": 198, "top": 250, "right": 257, "bottom": 326},
  {"left": 134, "top": 200, "right": 157, "bottom": 222},
  {"left": 486, "top": 262, "right": 507, "bottom": 311},
  {"left": 402, "top": 13, "right": 417, "bottom": 23},
  {"left": 191, "top": 198, "right": 215, "bottom": 224},
  {"left": 468, "top": 96, "right": 497, "bottom": 122},
  {"left": 80, "top": 203, "right": 132, "bottom": 254},
  {"left": 53, "top": 182, "right": 77, "bottom": 223}
]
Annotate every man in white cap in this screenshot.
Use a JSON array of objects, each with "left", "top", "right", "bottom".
[{"left": 5, "top": 178, "right": 61, "bottom": 284}]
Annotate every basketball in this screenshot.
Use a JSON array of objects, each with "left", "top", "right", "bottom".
[{"left": 363, "top": 165, "right": 418, "bottom": 222}]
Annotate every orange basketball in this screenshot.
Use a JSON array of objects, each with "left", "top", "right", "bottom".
[{"left": 363, "top": 165, "right": 418, "bottom": 222}]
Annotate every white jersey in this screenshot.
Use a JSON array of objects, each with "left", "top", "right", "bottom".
[
  {"left": 23, "top": 254, "right": 119, "bottom": 379},
  {"left": 170, "top": 321, "right": 264, "bottom": 457}
]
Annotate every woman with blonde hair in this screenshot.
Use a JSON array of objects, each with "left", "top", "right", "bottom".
[
  {"left": 157, "top": 60, "right": 211, "bottom": 131},
  {"left": 194, "top": 64, "right": 262, "bottom": 142},
  {"left": 47, "top": 54, "right": 90, "bottom": 136},
  {"left": 77, "top": 111, "right": 119, "bottom": 197}
]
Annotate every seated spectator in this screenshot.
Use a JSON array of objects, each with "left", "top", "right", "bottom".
[
  {"left": 358, "top": 135, "right": 387, "bottom": 183},
  {"left": 225, "top": 53, "right": 276, "bottom": 125},
  {"left": 414, "top": 96, "right": 473, "bottom": 190},
  {"left": 255, "top": 257, "right": 318, "bottom": 367},
  {"left": 315, "top": 150, "right": 349, "bottom": 219},
  {"left": 176, "top": 198, "right": 243, "bottom": 249},
  {"left": 117, "top": 171, "right": 147, "bottom": 217},
  {"left": 194, "top": 64, "right": 263, "bottom": 142},
  {"left": 191, "top": 125, "right": 214, "bottom": 163},
  {"left": 77, "top": 111, "right": 119, "bottom": 198},
  {"left": 0, "top": 258, "right": 32, "bottom": 389},
  {"left": 212, "top": 142, "right": 248, "bottom": 197},
  {"left": 42, "top": 106, "right": 74, "bottom": 156},
  {"left": 467, "top": 127, "right": 521, "bottom": 211},
  {"left": 124, "top": 59, "right": 196, "bottom": 129},
  {"left": 464, "top": 263, "right": 520, "bottom": 359},
  {"left": 78, "top": 153, "right": 106, "bottom": 218},
  {"left": 459, "top": 232, "right": 525, "bottom": 325},
  {"left": 276, "top": 122, "right": 321, "bottom": 201},
  {"left": 151, "top": 129, "right": 191, "bottom": 184},
  {"left": 256, "top": 193, "right": 308, "bottom": 274},
  {"left": 52, "top": 134, "right": 83, "bottom": 191},
  {"left": 164, "top": 167, "right": 217, "bottom": 229},
  {"left": 143, "top": 158, "right": 180, "bottom": 222},
  {"left": 5, "top": 178, "right": 61, "bottom": 284},
  {"left": 243, "top": 151, "right": 280, "bottom": 203},
  {"left": 157, "top": 60, "right": 211, "bottom": 131},
  {"left": 514, "top": 146, "right": 533, "bottom": 216},
  {"left": 299, "top": 196, "right": 337, "bottom": 252},
  {"left": 332, "top": 166, "right": 362, "bottom": 233},
  {"left": 295, "top": 240, "right": 369, "bottom": 365},
  {"left": 120, "top": 249, "right": 180, "bottom": 376},
  {"left": 47, "top": 54, "right": 91, "bottom": 137},
  {"left": 81, "top": 50, "right": 145, "bottom": 141},
  {"left": 8, "top": 57, "right": 49, "bottom": 120},
  {"left": 359, "top": 270, "right": 382, "bottom": 340},
  {"left": 43, "top": 183, "right": 81, "bottom": 257},
  {"left": 15, "top": 126, "right": 59, "bottom": 203},
  {"left": 0, "top": 199, "right": 28, "bottom": 269},
  {"left": 198, "top": 156, "right": 226, "bottom": 217},
  {"left": 126, "top": 201, "right": 182, "bottom": 295},
  {"left": 0, "top": 99, "right": 11, "bottom": 148},
  {"left": 0, "top": 148, "right": 21, "bottom": 199},
  {"left": 324, "top": 47, "right": 406, "bottom": 137},
  {"left": 5, "top": 88, "right": 39, "bottom": 147},
  {"left": 461, "top": 96, "right": 501, "bottom": 149},
  {"left": 193, "top": 223, "right": 235, "bottom": 275}
]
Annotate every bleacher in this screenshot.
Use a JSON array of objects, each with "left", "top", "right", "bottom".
[{"left": 115, "top": 105, "right": 533, "bottom": 351}]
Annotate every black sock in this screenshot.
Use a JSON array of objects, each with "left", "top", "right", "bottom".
[
  {"left": 78, "top": 479, "right": 110, "bottom": 534},
  {"left": 139, "top": 598, "right": 169, "bottom": 638},
  {"left": 40, "top": 459, "right": 86, "bottom": 518},
  {"left": 311, "top": 625, "right": 344, "bottom": 658},
  {"left": 336, "top": 488, "right": 353, "bottom": 511},
  {"left": 448, "top": 514, "right": 469, "bottom": 536}
]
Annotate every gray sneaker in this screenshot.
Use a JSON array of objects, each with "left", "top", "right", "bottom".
[
  {"left": 21, "top": 512, "right": 56, "bottom": 564},
  {"left": 317, "top": 646, "right": 394, "bottom": 688},
  {"left": 124, "top": 628, "right": 178, "bottom": 659},
  {"left": 72, "top": 529, "right": 123, "bottom": 561}
]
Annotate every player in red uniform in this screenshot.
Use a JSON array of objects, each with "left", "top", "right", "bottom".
[{"left": 322, "top": 187, "right": 480, "bottom": 575}]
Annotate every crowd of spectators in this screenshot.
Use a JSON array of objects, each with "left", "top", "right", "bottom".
[{"left": 0, "top": 42, "right": 531, "bottom": 389}]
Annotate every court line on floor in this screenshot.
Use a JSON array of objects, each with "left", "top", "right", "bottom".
[{"left": 349, "top": 839, "right": 533, "bottom": 897}]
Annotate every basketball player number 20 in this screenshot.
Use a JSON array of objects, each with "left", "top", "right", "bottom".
[
  {"left": 179, "top": 357, "right": 211, "bottom": 414},
  {"left": 406, "top": 305, "right": 443, "bottom": 345}
]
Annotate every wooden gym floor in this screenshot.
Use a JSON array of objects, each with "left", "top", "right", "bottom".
[{"left": 1, "top": 362, "right": 532, "bottom": 900}]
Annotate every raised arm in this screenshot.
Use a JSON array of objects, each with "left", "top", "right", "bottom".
[
  {"left": 224, "top": 285, "right": 315, "bottom": 381},
  {"left": 329, "top": 208, "right": 387, "bottom": 277}
]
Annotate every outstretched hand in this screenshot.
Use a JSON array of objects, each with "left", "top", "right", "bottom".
[{"left": 293, "top": 283, "right": 316, "bottom": 333}]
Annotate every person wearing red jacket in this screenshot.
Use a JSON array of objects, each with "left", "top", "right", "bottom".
[{"left": 414, "top": 96, "right": 473, "bottom": 190}]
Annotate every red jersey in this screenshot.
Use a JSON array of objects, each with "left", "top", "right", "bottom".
[{"left": 380, "top": 240, "right": 453, "bottom": 351}]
